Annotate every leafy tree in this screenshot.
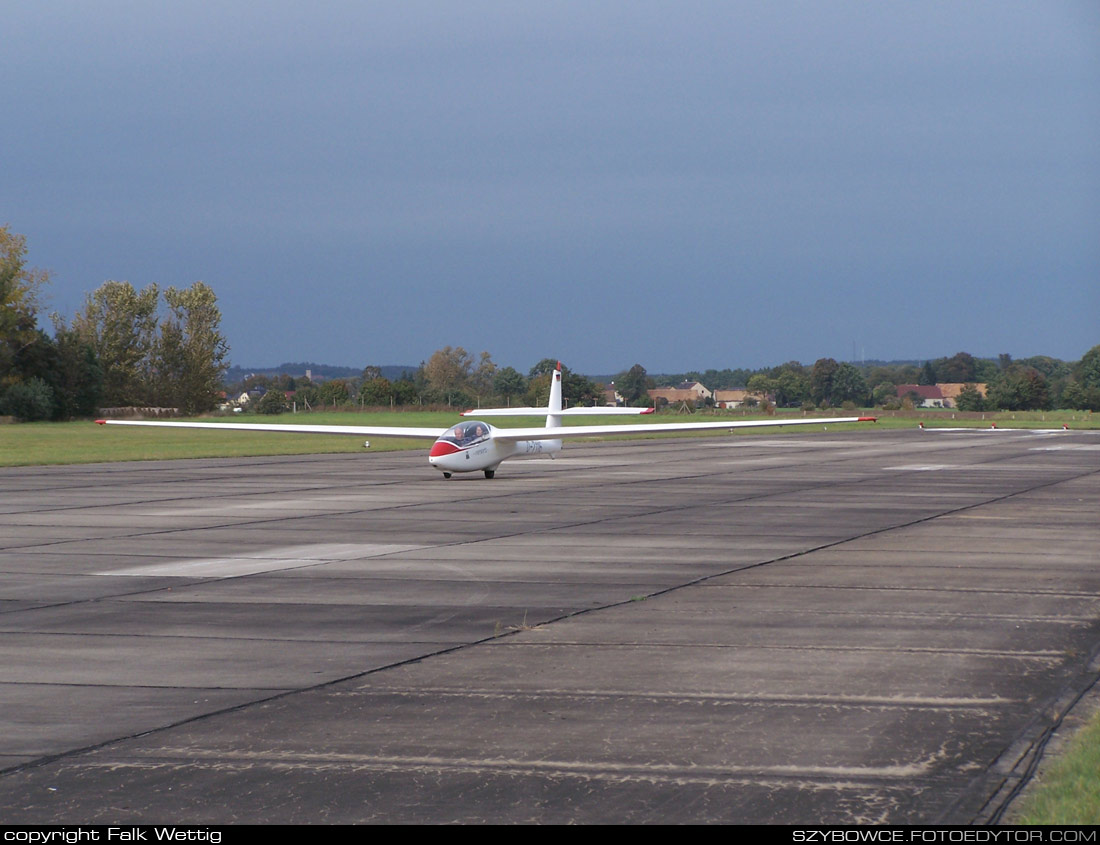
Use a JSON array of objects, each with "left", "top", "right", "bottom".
[
  {"left": 424, "top": 346, "right": 474, "bottom": 403},
  {"left": 254, "top": 388, "right": 288, "bottom": 414},
  {"left": 616, "top": 364, "right": 651, "bottom": 406},
  {"left": 470, "top": 351, "right": 497, "bottom": 397},
  {"left": 360, "top": 365, "right": 382, "bottom": 381},
  {"left": 832, "top": 363, "right": 869, "bottom": 406},
  {"left": 152, "top": 282, "right": 229, "bottom": 414},
  {"left": 864, "top": 365, "right": 890, "bottom": 386},
  {"left": 1075, "top": 345, "right": 1100, "bottom": 390},
  {"left": 867, "top": 364, "right": 908, "bottom": 387},
  {"left": 1017, "top": 355, "right": 1069, "bottom": 380},
  {"left": 523, "top": 359, "right": 600, "bottom": 406},
  {"left": 918, "top": 361, "right": 937, "bottom": 386},
  {"left": 563, "top": 369, "right": 602, "bottom": 406},
  {"left": 772, "top": 364, "right": 809, "bottom": 407},
  {"left": 697, "top": 367, "right": 753, "bottom": 390},
  {"left": 523, "top": 372, "right": 553, "bottom": 407},
  {"left": 23, "top": 324, "right": 104, "bottom": 419},
  {"left": 809, "top": 358, "right": 839, "bottom": 407},
  {"left": 0, "top": 226, "right": 50, "bottom": 390},
  {"left": 359, "top": 377, "right": 393, "bottom": 406},
  {"left": 493, "top": 366, "right": 526, "bottom": 405},
  {"left": 987, "top": 366, "right": 1049, "bottom": 410},
  {"left": 1057, "top": 345, "right": 1100, "bottom": 409},
  {"left": 317, "top": 379, "right": 351, "bottom": 406},
  {"left": 70, "top": 281, "right": 160, "bottom": 406},
  {"left": 527, "top": 358, "right": 560, "bottom": 379},
  {"left": 11, "top": 327, "right": 56, "bottom": 387},
  {"left": 0, "top": 229, "right": 103, "bottom": 419},
  {"left": 974, "top": 358, "right": 1001, "bottom": 382},
  {"left": 293, "top": 383, "right": 320, "bottom": 409},
  {"left": 0, "top": 376, "right": 54, "bottom": 421},
  {"left": 937, "top": 352, "right": 977, "bottom": 383},
  {"left": 954, "top": 383, "right": 986, "bottom": 412},
  {"left": 746, "top": 373, "right": 775, "bottom": 398},
  {"left": 1060, "top": 379, "right": 1100, "bottom": 411},
  {"left": 871, "top": 382, "right": 896, "bottom": 407},
  {"left": 392, "top": 378, "right": 418, "bottom": 405}
]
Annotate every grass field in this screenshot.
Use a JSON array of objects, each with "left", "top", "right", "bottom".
[
  {"left": 1010, "top": 709, "right": 1100, "bottom": 824},
  {"left": 1, "top": 407, "right": 1094, "bottom": 467}
]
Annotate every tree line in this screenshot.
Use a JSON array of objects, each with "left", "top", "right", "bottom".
[
  {"left": 643, "top": 349, "right": 1100, "bottom": 412},
  {"left": 243, "top": 347, "right": 1100, "bottom": 417},
  {"left": 0, "top": 226, "right": 228, "bottom": 420},
  {"left": 4, "top": 225, "right": 1098, "bottom": 420},
  {"left": 242, "top": 350, "right": 609, "bottom": 414}
]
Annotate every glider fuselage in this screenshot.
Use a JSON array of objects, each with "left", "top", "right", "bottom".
[{"left": 427, "top": 420, "right": 561, "bottom": 475}]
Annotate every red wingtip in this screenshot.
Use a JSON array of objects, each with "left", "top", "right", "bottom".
[
  {"left": 641, "top": 407, "right": 655, "bottom": 414},
  {"left": 95, "top": 419, "right": 107, "bottom": 425},
  {"left": 857, "top": 416, "right": 877, "bottom": 422},
  {"left": 556, "top": 361, "right": 562, "bottom": 371},
  {"left": 1064, "top": 423, "right": 1069, "bottom": 430}
]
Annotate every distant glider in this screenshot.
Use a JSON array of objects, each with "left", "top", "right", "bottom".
[{"left": 97, "top": 363, "right": 877, "bottom": 478}]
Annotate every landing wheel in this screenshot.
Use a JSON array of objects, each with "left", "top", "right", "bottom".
[
  {"left": 484, "top": 469, "right": 495, "bottom": 479},
  {"left": 442, "top": 472, "right": 452, "bottom": 479}
]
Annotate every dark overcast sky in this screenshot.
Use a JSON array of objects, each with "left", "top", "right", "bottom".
[{"left": 4, "top": 1, "right": 1098, "bottom": 374}]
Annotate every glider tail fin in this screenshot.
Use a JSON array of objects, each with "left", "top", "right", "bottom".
[{"left": 546, "top": 361, "right": 564, "bottom": 429}]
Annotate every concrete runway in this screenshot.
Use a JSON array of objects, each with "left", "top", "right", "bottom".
[{"left": 1, "top": 426, "right": 1098, "bottom": 823}]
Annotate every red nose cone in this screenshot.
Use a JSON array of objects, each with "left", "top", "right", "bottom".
[{"left": 429, "top": 440, "right": 461, "bottom": 457}]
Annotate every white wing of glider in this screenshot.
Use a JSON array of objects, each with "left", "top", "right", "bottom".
[
  {"left": 97, "top": 415, "right": 874, "bottom": 442},
  {"left": 96, "top": 419, "right": 445, "bottom": 439},
  {"left": 491, "top": 416, "right": 876, "bottom": 442},
  {"left": 917, "top": 423, "right": 1071, "bottom": 434}
]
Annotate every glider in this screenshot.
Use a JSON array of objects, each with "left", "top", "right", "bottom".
[{"left": 97, "top": 363, "right": 876, "bottom": 478}]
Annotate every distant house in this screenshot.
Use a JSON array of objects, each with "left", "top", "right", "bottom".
[
  {"left": 713, "top": 389, "right": 771, "bottom": 409},
  {"left": 649, "top": 388, "right": 697, "bottom": 406},
  {"left": 676, "top": 381, "right": 712, "bottom": 400},
  {"left": 236, "top": 387, "right": 267, "bottom": 406},
  {"left": 897, "top": 383, "right": 988, "bottom": 409},
  {"left": 937, "top": 383, "right": 987, "bottom": 408},
  {"left": 649, "top": 381, "right": 713, "bottom": 407},
  {"left": 896, "top": 384, "right": 944, "bottom": 408}
]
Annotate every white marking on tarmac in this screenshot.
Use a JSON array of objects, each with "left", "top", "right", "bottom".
[
  {"left": 362, "top": 687, "right": 1012, "bottom": 708},
  {"left": 141, "top": 495, "right": 371, "bottom": 517},
  {"left": 1031, "top": 444, "right": 1100, "bottom": 451},
  {"left": 97, "top": 543, "right": 427, "bottom": 578},
  {"left": 883, "top": 464, "right": 960, "bottom": 471},
  {"left": 105, "top": 748, "right": 939, "bottom": 781}
]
